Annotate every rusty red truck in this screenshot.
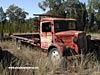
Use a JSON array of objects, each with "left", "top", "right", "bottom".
[{"left": 11, "top": 15, "right": 92, "bottom": 64}]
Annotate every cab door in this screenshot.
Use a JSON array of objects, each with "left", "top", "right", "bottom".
[{"left": 40, "top": 22, "right": 52, "bottom": 49}]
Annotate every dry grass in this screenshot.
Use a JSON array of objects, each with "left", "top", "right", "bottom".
[{"left": 0, "top": 41, "right": 100, "bottom": 75}]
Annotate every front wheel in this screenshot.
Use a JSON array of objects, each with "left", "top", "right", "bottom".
[
  {"left": 48, "top": 48, "right": 67, "bottom": 68},
  {"left": 48, "top": 48, "right": 61, "bottom": 66}
]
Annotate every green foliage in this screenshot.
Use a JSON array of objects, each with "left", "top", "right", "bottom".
[
  {"left": 86, "top": 0, "right": 100, "bottom": 32},
  {"left": 39, "top": 0, "right": 87, "bottom": 30},
  {"left": 1, "top": 1, "right": 100, "bottom": 33},
  {"left": 38, "top": 0, "right": 100, "bottom": 32},
  {"left": 0, "top": 18, "right": 35, "bottom": 34},
  {"left": 6, "top": 4, "right": 28, "bottom": 23},
  {"left": 0, "top": 4, "right": 36, "bottom": 34},
  {"left": 39, "top": 0, "right": 65, "bottom": 17},
  {"left": 0, "top": 7, "right": 6, "bottom": 22}
]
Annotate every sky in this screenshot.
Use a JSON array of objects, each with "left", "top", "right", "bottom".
[{"left": 0, "top": 0, "right": 88, "bottom": 19}]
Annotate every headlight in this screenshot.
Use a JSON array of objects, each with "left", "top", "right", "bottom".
[{"left": 73, "top": 37, "right": 78, "bottom": 43}]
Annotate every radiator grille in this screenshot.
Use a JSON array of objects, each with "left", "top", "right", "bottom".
[{"left": 78, "top": 33, "right": 87, "bottom": 54}]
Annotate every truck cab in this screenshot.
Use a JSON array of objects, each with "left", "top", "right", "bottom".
[{"left": 40, "top": 18, "right": 87, "bottom": 62}]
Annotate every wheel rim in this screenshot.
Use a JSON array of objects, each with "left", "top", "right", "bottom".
[{"left": 51, "top": 50, "right": 60, "bottom": 63}]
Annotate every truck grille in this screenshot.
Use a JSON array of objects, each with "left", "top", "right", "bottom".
[{"left": 78, "top": 33, "right": 87, "bottom": 54}]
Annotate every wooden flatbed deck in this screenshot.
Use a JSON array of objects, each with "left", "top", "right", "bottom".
[{"left": 11, "top": 33, "right": 40, "bottom": 46}]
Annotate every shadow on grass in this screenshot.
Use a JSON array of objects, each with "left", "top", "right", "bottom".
[{"left": 0, "top": 49, "right": 19, "bottom": 68}]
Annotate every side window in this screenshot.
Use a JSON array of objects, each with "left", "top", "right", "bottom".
[{"left": 42, "top": 22, "right": 51, "bottom": 32}]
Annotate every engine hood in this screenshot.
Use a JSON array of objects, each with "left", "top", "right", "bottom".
[{"left": 55, "top": 30, "right": 83, "bottom": 36}]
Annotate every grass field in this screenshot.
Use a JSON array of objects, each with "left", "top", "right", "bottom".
[{"left": 0, "top": 41, "right": 100, "bottom": 75}]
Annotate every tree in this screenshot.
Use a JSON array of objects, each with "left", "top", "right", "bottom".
[
  {"left": 0, "top": 7, "right": 6, "bottom": 41},
  {"left": 39, "top": 0, "right": 87, "bottom": 30},
  {"left": 0, "top": 7, "right": 6, "bottom": 23},
  {"left": 87, "top": 0, "right": 100, "bottom": 31},
  {"left": 6, "top": 4, "right": 28, "bottom": 23},
  {"left": 39, "top": 0, "right": 65, "bottom": 17},
  {"left": 6, "top": 4, "right": 29, "bottom": 33}
]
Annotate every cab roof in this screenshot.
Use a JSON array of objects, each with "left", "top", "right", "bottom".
[{"left": 41, "top": 18, "right": 76, "bottom": 22}]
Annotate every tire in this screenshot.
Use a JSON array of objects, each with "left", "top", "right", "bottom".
[
  {"left": 48, "top": 48, "right": 67, "bottom": 68},
  {"left": 48, "top": 48, "right": 61, "bottom": 66}
]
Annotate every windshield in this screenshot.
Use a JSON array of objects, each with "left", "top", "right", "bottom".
[{"left": 54, "top": 20, "right": 77, "bottom": 33}]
